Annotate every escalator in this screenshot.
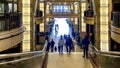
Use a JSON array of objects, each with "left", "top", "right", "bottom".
[
  {"left": 0, "top": 0, "right": 47, "bottom": 68},
  {"left": 89, "top": 44, "right": 120, "bottom": 68},
  {"left": 0, "top": 41, "right": 48, "bottom": 68}
]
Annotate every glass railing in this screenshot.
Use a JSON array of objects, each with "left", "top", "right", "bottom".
[
  {"left": 84, "top": 10, "right": 94, "bottom": 17},
  {"left": 0, "top": 12, "right": 22, "bottom": 32},
  {"left": 0, "top": 41, "right": 48, "bottom": 68},
  {"left": 47, "top": 10, "right": 78, "bottom": 15},
  {"left": 89, "top": 43, "right": 120, "bottom": 68},
  {"left": 112, "top": 11, "right": 120, "bottom": 28}
]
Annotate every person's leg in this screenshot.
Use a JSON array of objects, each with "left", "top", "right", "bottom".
[
  {"left": 61, "top": 46, "right": 63, "bottom": 53},
  {"left": 83, "top": 48, "right": 85, "bottom": 57},
  {"left": 60, "top": 46, "right": 62, "bottom": 53},
  {"left": 86, "top": 50, "right": 88, "bottom": 58},
  {"left": 86, "top": 47, "right": 89, "bottom": 58},
  {"left": 69, "top": 45, "right": 71, "bottom": 54},
  {"left": 66, "top": 45, "right": 69, "bottom": 52},
  {"left": 51, "top": 47, "right": 53, "bottom": 52},
  {"left": 58, "top": 46, "right": 60, "bottom": 53}
]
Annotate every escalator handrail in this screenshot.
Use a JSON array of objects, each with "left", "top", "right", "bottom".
[
  {"left": 0, "top": 0, "right": 48, "bottom": 65},
  {"left": 90, "top": 44, "right": 120, "bottom": 56},
  {"left": 0, "top": 40, "right": 47, "bottom": 60},
  {"left": 0, "top": 52, "right": 44, "bottom": 65}
]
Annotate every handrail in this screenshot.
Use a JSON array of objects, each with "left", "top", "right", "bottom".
[
  {"left": 0, "top": 0, "right": 48, "bottom": 65},
  {"left": 90, "top": 44, "right": 120, "bottom": 56},
  {"left": 0, "top": 40, "right": 47, "bottom": 62},
  {"left": 0, "top": 53, "right": 43, "bottom": 65}
]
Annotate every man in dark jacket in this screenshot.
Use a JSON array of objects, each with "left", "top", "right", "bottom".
[
  {"left": 51, "top": 39, "right": 55, "bottom": 52},
  {"left": 82, "top": 35, "right": 90, "bottom": 58},
  {"left": 65, "top": 35, "right": 73, "bottom": 53}
]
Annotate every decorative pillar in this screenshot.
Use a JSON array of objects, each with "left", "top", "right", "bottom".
[
  {"left": 22, "top": 0, "right": 31, "bottom": 52},
  {"left": 81, "top": 2, "right": 86, "bottom": 32},
  {"left": 100, "top": 0, "right": 109, "bottom": 51}
]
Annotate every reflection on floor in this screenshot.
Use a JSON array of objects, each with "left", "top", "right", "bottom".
[{"left": 47, "top": 52, "right": 93, "bottom": 68}]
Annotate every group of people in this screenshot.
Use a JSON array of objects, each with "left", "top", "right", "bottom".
[
  {"left": 46, "top": 32, "right": 91, "bottom": 58},
  {"left": 45, "top": 35, "right": 56, "bottom": 52},
  {"left": 46, "top": 34, "right": 74, "bottom": 54},
  {"left": 58, "top": 35, "right": 74, "bottom": 54}
]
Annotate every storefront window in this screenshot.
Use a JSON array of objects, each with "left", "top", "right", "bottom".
[
  {"left": 0, "top": 3, "right": 4, "bottom": 16},
  {"left": 8, "top": 3, "right": 12, "bottom": 13},
  {"left": 53, "top": 5, "right": 69, "bottom": 12},
  {"left": 14, "top": 0, "right": 17, "bottom": 2},
  {"left": 0, "top": 0, "right": 22, "bottom": 32},
  {"left": 14, "top": 3, "right": 17, "bottom": 12},
  {"left": 6, "top": 0, "right": 12, "bottom": 2}
]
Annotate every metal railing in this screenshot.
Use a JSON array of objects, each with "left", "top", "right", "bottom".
[
  {"left": 89, "top": 44, "right": 120, "bottom": 57},
  {"left": 89, "top": 43, "right": 120, "bottom": 68},
  {"left": 47, "top": 10, "right": 79, "bottom": 15}
]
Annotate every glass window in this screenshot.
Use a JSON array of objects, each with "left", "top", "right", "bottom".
[
  {"left": 40, "top": 0, "right": 44, "bottom": 2},
  {"left": 53, "top": 5, "right": 57, "bottom": 12},
  {"left": 0, "top": 3, "right": 4, "bottom": 14},
  {"left": 82, "top": 0, "right": 86, "bottom": 2},
  {"left": 8, "top": 3, "right": 12, "bottom": 13},
  {"left": 64, "top": 5, "right": 68, "bottom": 12},
  {"left": 14, "top": 3, "right": 17, "bottom": 12},
  {"left": 14, "top": 0, "right": 17, "bottom": 2}
]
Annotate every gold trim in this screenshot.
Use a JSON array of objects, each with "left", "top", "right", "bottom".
[{"left": 84, "top": 17, "right": 94, "bottom": 25}]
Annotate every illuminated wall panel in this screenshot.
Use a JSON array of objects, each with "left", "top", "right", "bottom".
[
  {"left": 22, "top": 0, "right": 31, "bottom": 52},
  {"left": 40, "top": 23, "right": 44, "bottom": 32},
  {"left": 100, "top": 0, "right": 109, "bottom": 51},
  {"left": 75, "top": 18, "right": 78, "bottom": 25},
  {"left": 75, "top": 4, "right": 78, "bottom": 14},
  {"left": 46, "top": 18, "right": 49, "bottom": 22},
  {"left": 39, "top": 2, "right": 44, "bottom": 32},
  {"left": 46, "top": 5, "right": 49, "bottom": 14},
  {"left": 81, "top": 3, "right": 86, "bottom": 32},
  {"left": 39, "top": 3, "right": 44, "bottom": 16}
]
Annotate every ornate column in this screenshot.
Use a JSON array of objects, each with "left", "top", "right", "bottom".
[
  {"left": 100, "top": 0, "right": 109, "bottom": 51},
  {"left": 22, "top": 0, "right": 31, "bottom": 52}
]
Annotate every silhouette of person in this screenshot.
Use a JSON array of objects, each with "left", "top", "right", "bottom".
[
  {"left": 51, "top": 39, "right": 55, "bottom": 52},
  {"left": 82, "top": 34, "right": 90, "bottom": 58},
  {"left": 58, "top": 35, "right": 64, "bottom": 53}
]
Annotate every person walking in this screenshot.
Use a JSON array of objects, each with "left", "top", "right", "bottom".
[
  {"left": 82, "top": 34, "right": 90, "bottom": 58},
  {"left": 46, "top": 40, "right": 51, "bottom": 52},
  {"left": 50, "top": 39, "right": 55, "bottom": 52},
  {"left": 58, "top": 35, "right": 64, "bottom": 54},
  {"left": 45, "top": 34, "right": 49, "bottom": 43},
  {"left": 55, "top": 24, "right": 59, "bottom": 34},
  {"left": 65, "top": 35, "right": 73, "bottom": 54}
]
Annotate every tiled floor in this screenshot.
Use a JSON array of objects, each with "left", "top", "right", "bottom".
[{"left": 47, "top": 52, "right": 93, "bottom": 68}]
